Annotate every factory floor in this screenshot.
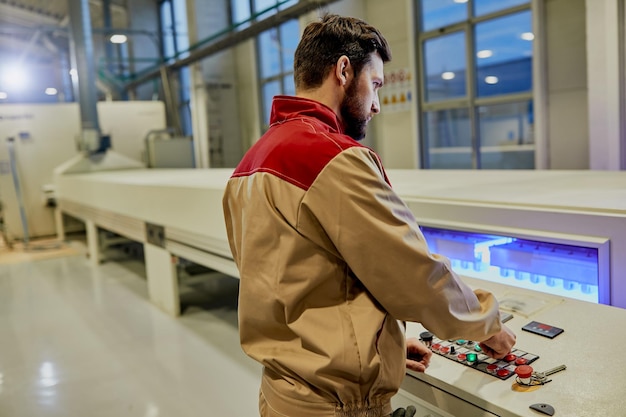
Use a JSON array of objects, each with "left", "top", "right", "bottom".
[
  {"left": 0, "top": 238, "right": 263, "bottom": 416},
  {"left": 0, "top": 237, "right": 422, "bottom": 417}
]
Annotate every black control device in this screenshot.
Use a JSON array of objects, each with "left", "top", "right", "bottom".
[{"left": 521, "top": 321, "right": 564, "bottom": 339}]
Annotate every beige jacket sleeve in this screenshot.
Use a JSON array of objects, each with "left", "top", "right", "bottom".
[{"left": 298, "top": 147, "right": 502, "bottom": 341}]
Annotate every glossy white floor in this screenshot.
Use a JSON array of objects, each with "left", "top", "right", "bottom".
[
  {"left": 0, "top": 240, "right": 429, "bottom": 417},
  {"left": 0, "top": 246, "right": 262, "bottom": 416}
]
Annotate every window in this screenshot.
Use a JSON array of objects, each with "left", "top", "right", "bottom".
[
  {"left": 158, "top": 0, "right": 192, "bottom": 135},
  {"left": 257, "top": 19, "right": 299, "bottom": 127},
  {"left": 230, "top": 0, "right": 299, "bottom": 129},
  {"left": 417, "top": 0, "right": 533, "bottom": 169}
]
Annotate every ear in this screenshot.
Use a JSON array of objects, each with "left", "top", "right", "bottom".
[{"left": 335, "top": 55, "right": 351, "bottom": 86}]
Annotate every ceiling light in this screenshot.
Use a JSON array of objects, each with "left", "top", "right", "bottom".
[
  {"left": 454, "top": 0, "right": 468, "bottom": 3},
  {"left": 1, "top": 66, "right": 28, "bottom": 91},
  {"left": 109, "top": 34, "right": 128, "bottom": 44},
  {"left": 485, "top": 76, "right": 499, "bottom": 85},
  {"left": 476, "top": 49, "right": 493, "bottom": 59},
  {"left": 45, "top": 88, "right": 58, "bottom": 95},
  {"left": 441, "top": 71, "right": 455, "bottom": 80},
  {"left": 0, "top": 92, "right": 7, "bottom": 99},
  {"left": 521, "top": 32, "right": 535, "bottom": 41}
]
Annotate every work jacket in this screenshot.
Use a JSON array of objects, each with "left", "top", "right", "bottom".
[{"left": 222, "top": 96, "right": 502, "bottom": 417}]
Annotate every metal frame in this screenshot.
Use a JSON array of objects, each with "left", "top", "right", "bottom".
[
  {"left": 617, "top": 0, "right": 626, "bottom": 169},
  {"left": 124, "top": 0, "right": 339, "bottom": 90}
]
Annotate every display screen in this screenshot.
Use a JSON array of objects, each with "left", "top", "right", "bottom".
[{"left": 420, "top": 226, "right": 600, "bottom": 303}]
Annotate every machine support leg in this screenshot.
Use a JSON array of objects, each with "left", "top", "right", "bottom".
[
  {"left": 86, "top": 220, "right": 100, "bottom": 265},
  {"left": 54, "top": 208, "right": 65, "bottom": 242},
  {"left": 144, "top": 243, "right": 180, "bottom": 316}
]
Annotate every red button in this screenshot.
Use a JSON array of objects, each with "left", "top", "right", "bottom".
[
  {"left": 497, "top": 368, "right": 511, "bottom": 378},
  {"left": 432, "top": 343, "right": 441, "bottom": 352},
  {"left": 515, "top": 365, "right": 534, "bottom": 379},
  {"left": 440, "top": 346, "right": 450, "bottom": 354},
  {"left": 457, "top": 353, "right": 467, "bottom": 361},
  {"left": 486, "top": 364, "right": 498, "bottom": 373},
  {"left": 504, "top": 353, "right": 517, "bottom": 362},
  {"left": 515, "top": 357, "right": 528, "bottom": 365}
]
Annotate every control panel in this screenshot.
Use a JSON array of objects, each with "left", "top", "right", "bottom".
[{"left": 421, "top": 333, "right": 540, "bottom": 380}]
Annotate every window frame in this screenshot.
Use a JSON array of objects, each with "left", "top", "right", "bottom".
[
  {"left": 157, "top": 0, "right": 192, "bottom": 136},
  {"left": 229, "top": 0, "right": 299, "bottom": 131},
  {"left": 416, "top": 1, "right": 534, "bottom": 169}
]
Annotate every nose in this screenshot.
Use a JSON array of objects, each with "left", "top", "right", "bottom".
[{"left": 371, "top": 94, "right": 380, "bottom": 114}]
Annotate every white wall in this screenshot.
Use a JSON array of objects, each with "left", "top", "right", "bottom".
[
  {"left": 586, "top": 0, "right": 624, "bottom": 170},
  {"left": 0, "top": 104, "right": 81, "bottom": 239},
  {"left": 0, "top": 101, "right": 166, "bottom": 239},
  {"left": 190, "top": 0, "right": 244, "bottom": 168},
  {"left": 98, "top": 100, "right": 166, "bottom": 163},
  {"left": 366, "top": 0, "right": 418, "bottom": 168},
  {"left": 234, "top": 39, "right": 261, "bottom": 152},
  {"left": 546, "top": 0, "right": 589, "bottom": 169}
]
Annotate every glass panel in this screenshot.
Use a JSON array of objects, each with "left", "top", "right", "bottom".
[
  {"left": 262, "top": 80, "right": 281, "bottom": 125},
  {"left": 173, "top": 0, "right": 189, "bottom": 58},
  {"left": 160, "top": 2, "right": 175, "bottom": 60},
  {"left": 280, "top": 19, "right": 299, "bottom": 73},
  {"left": 231, "top": 0, "right": 251, "bottom": 26},
  {"left": 478, "top": 100, "right": 534, "bottom": 169},
  {"left": 258, "top": 28, "right": 281, "bottom": 78},
  {"left": 283, "top": 74, "right": 295, "bottom": 96},
  {"left": 475, "top": 11, "right": 532, "bottom": 97},
  {"left": 278, "top": 0, "right": 298, "bottom": 10},
  {"left": 421, "top": 226, "right": 600, "bottom": 304},
  {"left": 474, "top": 0, "right": 529, "bottom": 17},
  {"left": 420, "top": 0, "right": 468, "bottom": 32},
  {"left": 423, "top": 32, "right": 466, "bottom": 102},
  {"left": 423, "top": 108, "right": 472, "bottom": 168},
  {"left": 178, "top": 67, "right": 192, "bottom": 135},
  {"left": 255, "top": 0, "right": 277, "bottom": 20}
]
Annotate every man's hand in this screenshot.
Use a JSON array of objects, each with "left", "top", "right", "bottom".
[
  {"left": 392, "top": 405, "right": 416, "bottom": 417},
  {"left": 406, "top": 337, "right": 432, "bottom": 372},
  {"left": 479, "top": 325, "right": 516, "bottom": 359}
]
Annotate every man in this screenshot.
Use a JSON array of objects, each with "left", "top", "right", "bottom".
[{"left": 223, "top": 14, "right": 515, "bottom": 417}]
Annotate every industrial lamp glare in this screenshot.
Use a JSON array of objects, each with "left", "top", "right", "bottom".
[
  {"left": 110, "top": 34, "right": 128, "bottom": 44},
  {"left": 1, "top": 66, "right": 28, "bottom": 90}
]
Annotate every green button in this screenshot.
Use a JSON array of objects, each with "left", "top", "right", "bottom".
[
  {"left": 474, "top": 345, "right": 482, "bottom": 352},
  {"left": 456, "top": 339, "right": 466, "bottom": 345},
  {"left": 466, "top": 352, "right": 478, "bottom": 362}
]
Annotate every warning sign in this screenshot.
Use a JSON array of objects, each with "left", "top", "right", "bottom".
[{"left": 381, "top": 68, "right": 412, "bottom": 113}]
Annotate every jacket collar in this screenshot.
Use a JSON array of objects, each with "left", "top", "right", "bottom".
[{"left": 269, "top": 95, "right": 344, "bottom": 134}]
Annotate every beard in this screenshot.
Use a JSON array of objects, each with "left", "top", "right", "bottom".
[{"left": 340, "top": 79, "right": 369, "bottom": 141}]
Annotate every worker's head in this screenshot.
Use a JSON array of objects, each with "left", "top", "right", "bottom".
[{"left": 294, "top": 14, "right": 392, "bottom": 140}]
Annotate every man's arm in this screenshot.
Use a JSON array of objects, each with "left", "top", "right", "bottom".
[{"left": 302, "top": 148, "right": 507, "bottom": 343}]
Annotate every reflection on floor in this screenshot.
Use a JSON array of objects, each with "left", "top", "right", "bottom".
[
  {"left": 0, "top": 237, "right": 83, "bottom": 265},
  {"left": 0, "top": 238, "right": 423, "bottom": 416},
  {"left": 0, "top": 247, "right": 262, "bottom": 416}
]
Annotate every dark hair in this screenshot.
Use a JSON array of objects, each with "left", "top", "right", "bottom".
[{"left": 293, "top": 14, "right": 392, "bottom": 91}]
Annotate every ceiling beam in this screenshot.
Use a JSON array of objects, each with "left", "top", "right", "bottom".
[
  {"left": 0, "top": 3, "right": 62, "bottom": 26},
  {"left": 88, "top": 0, "right": 127, "bottom": 15},
  {"left": 0, "top": 35, "right": 54, "bottom": 59}
]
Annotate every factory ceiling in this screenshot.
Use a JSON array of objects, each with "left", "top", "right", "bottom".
[{"left": 0, "top": 0, "right": 128, "bottom": 63}]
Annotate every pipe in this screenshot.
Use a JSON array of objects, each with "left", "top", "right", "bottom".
[{"left": 68, "top": 0, "right": 100, "bottom": 133}]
